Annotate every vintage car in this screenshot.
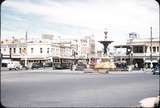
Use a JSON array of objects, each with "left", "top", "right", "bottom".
[{"left": 152, "top": 64, "right": 160, "bottom": 75}]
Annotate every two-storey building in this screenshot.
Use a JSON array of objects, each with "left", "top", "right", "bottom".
[
  {"left": 1, "top": 35, "right": 96, "bottom": 67},
  {"left": 114, "top": 33, "right": 159, "bottom": 69}
]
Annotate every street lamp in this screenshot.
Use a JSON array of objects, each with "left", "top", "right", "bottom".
[
  {"left": 0, "top": 53, "right": 2, "bottom": 67},
  {"left": 24, "top": 31, "right": 28, "bottom": 67},
  {"left": 130, "top": 51, "right": 133, "bottom": 66},
  {"left": 72, "top": 50, "right": 77, "bottom": 65},
  {"left": 150, "top": 27, "right": 153, "bottom": 68}
]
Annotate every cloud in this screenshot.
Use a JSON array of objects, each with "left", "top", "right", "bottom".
[{"left": 1, "top": 0, "right": 159, "bottom": 46}]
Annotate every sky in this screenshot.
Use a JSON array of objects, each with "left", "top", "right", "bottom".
[{"left": 1, "top": 0, "right": 159, "bottom": 49}]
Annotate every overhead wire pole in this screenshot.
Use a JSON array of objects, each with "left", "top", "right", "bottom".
[
  {"left": 150, "top": 27, "right": 153, "bottom": 68},
  {"left": 159, "top": 23, "right": 160, "bottom": 64},
  {"left": 158, "top": 12, "right": 160, "bottom": 64},
  {"left": 25, "top": 31, "right": 28, "bottom": 67}
]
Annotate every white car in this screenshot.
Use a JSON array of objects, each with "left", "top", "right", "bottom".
[
  {"left": 7, "top": 61, "right": 22, "bottom": 70},
  {"left": 139, "top": 96, "right": 159, "bottom": 108}
]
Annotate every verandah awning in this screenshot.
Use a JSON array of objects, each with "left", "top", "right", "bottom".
[{"left": 145, "top": 60, "right": 158, "bottom": 63}]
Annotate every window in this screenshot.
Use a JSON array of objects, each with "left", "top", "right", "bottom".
[
  {"left": 47, "top": 48, "right": 49, "bottom": 53},
  {"left": 31, "top": 48, "right": 33, "bottom": 53},
  {"left": 150, "top": 47, "right": 152, "bottom": 52},
  {"left": 40, "top": 48, "right": 43, "bottom": 53},
  {"left": 23, "top": 48, "right": 26, "bottom": 54},
  {"left": 19, "top": 48, "right": 21, "bottom": 53},
  {"left": 145, "top": 46, "right": 147, "bottom": 53},
  {"left": 157, "top": 47, "right": 159, "bottom": 52},
  {"left": 9, "top": 48, "right": 12, "bottom": 53},
  {"left": 153, "top": 47, "right": 156, "bottom": 53},
  {"left": 13, "top": 48, "right": 16, "bottom": 53}
]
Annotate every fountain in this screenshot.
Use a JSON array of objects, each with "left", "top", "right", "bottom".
[{"left": 94, "top": 29, "right": 116, "bottom": 73}]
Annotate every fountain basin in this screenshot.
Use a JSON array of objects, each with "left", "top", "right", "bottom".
[{"left": 94, "top": 57, "right": 116, "bottom": 73}]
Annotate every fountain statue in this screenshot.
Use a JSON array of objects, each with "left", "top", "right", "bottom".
[{"left": 94, "top": 29, "right": 116, "bottom": 73}]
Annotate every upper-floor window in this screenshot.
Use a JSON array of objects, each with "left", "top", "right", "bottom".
[
  {"left": 3, "top": 48, "right": 6, "bottom": 52},
  {"left": 40, "top": 48, "right": 43, "bottom": 53},
  {"left": 81, "top": 39, "right": 87, "bottom": 43},
  {"left": 47, "top": 48, "right": 49, "bottom": 53},
  {"left": 133, "top": 46, "right": 143, "bottom": 53},
  {"left": 9, "top": 48, "right": 12, "bottom": 53},
  {"left": 23, "top": 48, "right": 26, "bottom": 54},
  {"left": 31, "top": 48, "right": 34, "bottom": 53},
  {"left": 157, "top": 47, "right": 159, "bottom": 52},
  {"left": 145, "top": 46, "right": 147, "bottom": 53},
  {"left": 19, "top": 48, "right": 21, "bottom": 53},
  {"left": 13, "top": 48, "right": 16, "bottom": 53},
  {"left": 153, "top": 47, "right": 156, "bottom": 53},
  {"left": 56, "top": 48, "right": 58, "bottom": 51}
]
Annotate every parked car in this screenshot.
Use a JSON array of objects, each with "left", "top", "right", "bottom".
[
  {"left": 44, "top": 62, "right": 52, "bottom": 67},
  {"left": 54, "top": 63, "right": 62, "bottom": 69},
  {"left": 22, "top": 65, "right": 29, "bottom": 70},
  {"left": 152, "top": 64, "right": 160, "bottom": 75},
  {"left": 75, "top": 62, "right": 87, "bottom": 71},
  {"left": 31, "top": 63, "right": 43, "bottom": 69},
  {"left": 7, "top": 61, "right": 22, "bottom": 70}
]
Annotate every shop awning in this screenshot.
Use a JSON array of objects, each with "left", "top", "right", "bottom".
[{"left": 145, "top": 60, "right": 158, "bottom": 63}]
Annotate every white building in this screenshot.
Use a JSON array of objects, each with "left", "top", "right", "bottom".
[
  {"left": 1, "top": 34, "right": 96, "bottom": 67},
  {"left": 77, "top": 35, "right": 95, "bottom": 59},
  {"left": 114, "top": 34, "right": 160, "bottom": 69}
]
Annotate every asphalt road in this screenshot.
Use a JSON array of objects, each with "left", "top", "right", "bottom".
[{"left": 1, "top": 69, "right": 159, "bottom": 107}]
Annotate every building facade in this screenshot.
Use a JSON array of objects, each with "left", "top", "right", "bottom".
[
  {"left": 77, "top": 36, "right": 95, "bottom": 59},
  {"left": 114, "top": 35, "right": 160, "bottom": 69},
  {"left": 1, "top": 35, "right": 96, "bottom": 67}
]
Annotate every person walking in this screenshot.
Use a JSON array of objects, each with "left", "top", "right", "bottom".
[
  {"left": 43, "top": 62, "right": 45, "bottom": 69},
  {"left": 70, "top": 63, "right": 73, "bottom": 71}
]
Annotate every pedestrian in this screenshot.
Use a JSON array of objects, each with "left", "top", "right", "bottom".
[
  {"left": 70, "top": 63, "right": 73, "bottom": 71},
  {"left": 43, "top": 62, "right": 45, "bottom": 69},
  {"left": 135, "top": 63, "right": 138, "bottom": 70}
]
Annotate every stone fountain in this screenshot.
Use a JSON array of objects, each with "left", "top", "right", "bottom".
[{"left": 94, "top": 29, "right": 116, "bottom": 73}]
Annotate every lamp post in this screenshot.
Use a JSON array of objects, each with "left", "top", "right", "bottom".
[
  {"left": 72, "top": 50, "right": 76, "bottom": 65},
  {"left": 9, "top": 48, "right": 11, "bottom": 59},
  {"left": 131, "top": 51, "right": 133, "bottom": 66},
  {"left": 150, "top": 27, "right": 153, "bottom": 68},
  {"left": 24, "top": 31, "right": 28, "bottom": 67},
  {"left": 128, "top": 46, "right": 133, "bottom": 71},
  {"left": 0, "top": 53, "right": 2, "bottom": 67}
]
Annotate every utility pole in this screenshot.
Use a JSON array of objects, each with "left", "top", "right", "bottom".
[
  {"left": 150, "top": 27, "right": 153, "bottom": 68},
  {"left": 24, "top": 31, "right": 28, "bottom": 67}
]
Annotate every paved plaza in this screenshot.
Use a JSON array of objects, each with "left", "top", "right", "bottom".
[{"left": 1, "top": 68, "right": 159, "bottom": 107}]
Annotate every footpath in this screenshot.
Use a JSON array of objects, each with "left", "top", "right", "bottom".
[{"left": 1, "top": 67, "right": 153, "bottom": 74}]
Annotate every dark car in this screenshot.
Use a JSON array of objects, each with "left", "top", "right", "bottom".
[
  {"left": 44, "top": 62, "right": 52, "bottom": 67},
  {"left": 53, "top": 63, "right": 62, "bottom": 69},
  {"left": 22, "top": 65, "right": 29, "bottom": 70},
  {"left": 31, "top": 63, "right": 43, "bottom": 69},
  {"left": 152, "top": 64, "right": 160, "bottom": 75},
  {"left": 75, "top": 62, "right": 87, "bottom": 71}
]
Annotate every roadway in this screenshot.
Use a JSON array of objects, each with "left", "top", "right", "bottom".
[{"left": 1, "top": 69, "right": 159, "bottom": 107}]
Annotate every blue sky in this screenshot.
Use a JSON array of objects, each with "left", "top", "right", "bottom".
[{"left": 1, "top": 0, "right": 159, "bottom": 47}]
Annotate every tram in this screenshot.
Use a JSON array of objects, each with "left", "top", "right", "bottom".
[{"left": 52, "top": 57, "right": 74, "bottom": 69}]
